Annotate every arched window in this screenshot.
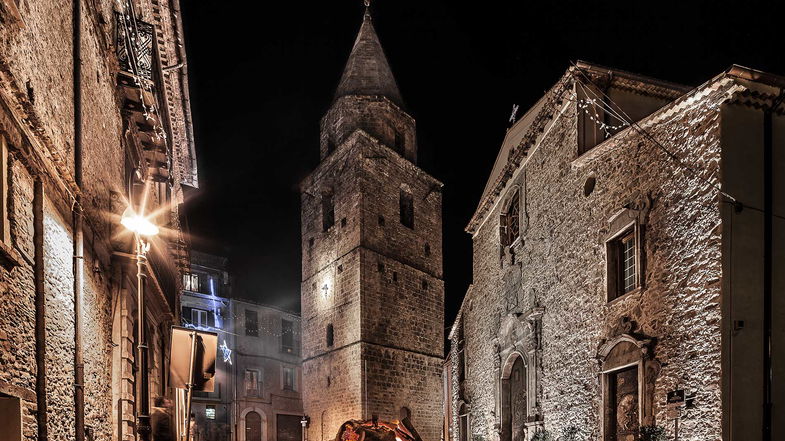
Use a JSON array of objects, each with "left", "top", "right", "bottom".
[{"left": 500, "top": 191, "right": 520, "bottom": 247}]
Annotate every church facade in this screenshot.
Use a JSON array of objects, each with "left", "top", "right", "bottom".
[
  {"left": 300, "top": 9, "right": 444, "bottom": 441},
  {"left": 448, "top": 62, "right": 785, "bottom": 441}
]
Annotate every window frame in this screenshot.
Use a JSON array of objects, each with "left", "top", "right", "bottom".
[
  {"left": 605, "top": 211, "right": 645, "bottom": 302},
  {"left": 500, "top": 191, "right": 521, "bottom": 248},
  {"left": 281, "top": 319, "right": 295, "bottom": 354},
  {"left": 245, "top": 309, "right": 259, "bottom": 337},
  {"left": 244, "top": 369, "right": 261, "bottom": 397},
  {"left": 282, "top": 366, "right": 296, "bottom": 391}
]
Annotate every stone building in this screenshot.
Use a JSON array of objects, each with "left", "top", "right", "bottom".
[
  {"left": 0, "top": 0, "right": 196, "bottom": 440},
  {"left": 448, "top": 62, "right": 785, "bottom": 441},
  {"left": 179, "top": 250, "right": 304, "bottom": 441},
  {"left": 300, "top": 7, "right": 444, "bottom": 441},
  {"left": 231, "top": 298, "right": 303, "bottom": 441},
  {"left": 181, "top": 251, "right": 234, "bottom": 441}
]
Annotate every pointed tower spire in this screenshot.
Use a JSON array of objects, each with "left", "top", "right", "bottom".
[{"left": 334, "top": 5, "right": 404, "bottom": 106}]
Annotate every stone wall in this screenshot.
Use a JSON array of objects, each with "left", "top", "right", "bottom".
[
  {"left": 451, "top": 74, "right": 736, "bottom": 441},
  {"left": 0, "top": 0, "right": 195, "bottom": 440}
]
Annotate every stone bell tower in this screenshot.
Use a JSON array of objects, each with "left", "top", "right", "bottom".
[{"left": 300, "top": 6, "right": 444, "bottom": 441}]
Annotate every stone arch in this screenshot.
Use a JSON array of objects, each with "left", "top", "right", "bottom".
[
  {"left": 500, "top": 351, "right": 530, "bottom": 441},
  {"left": 597, "top": 334, "right": 659, "bottom": 440},
  {"left": 239, "top": 407, "right": 268, "bottom": 441}
]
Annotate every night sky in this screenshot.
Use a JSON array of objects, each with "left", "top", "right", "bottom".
[{"left": 180, "top": 1, "right": 784, "bottom": 324}]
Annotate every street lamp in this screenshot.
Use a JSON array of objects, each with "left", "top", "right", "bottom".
[{"left": 122, "top": 207, "right": 159, "bottom": 441}]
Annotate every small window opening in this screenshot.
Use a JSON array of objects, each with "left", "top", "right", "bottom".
[
  {"left": 378, "top": 215, "right": 385, "bottom": 226},
  {"left": 392, "top": 272, "right": 398, "bottom": 282},
  {"left": 421, "top": 279, "right": 428, "bottom": 290},
  {"left": 424, "top": 243, "right": 431, "bottom": 256},
  {"left": 341, "top": 217, "right": 347, "bottom": 227},
  {"left": 322, "top": 194, "right": 335, "bottom": 232},
  {"left": 337, "top": 264, "right": 343, "bottom": 274},
  {"left": 326, "top": 323, "right": 334, "bottom": 347},
  {"left": 377, "top": 262, "right": 385, "bottom": 272},
  {"left": 394, "top": 130, "right": 404, "bottom": 155},
  {"left": 400, "top": 189, "right": 414, "bottom": 229}
]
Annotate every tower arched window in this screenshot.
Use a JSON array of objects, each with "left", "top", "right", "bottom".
[{"left": 500, "top": 191, "right": 520, "bottom": 247}]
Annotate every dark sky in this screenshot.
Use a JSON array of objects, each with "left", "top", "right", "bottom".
[{"left": 180, "top": 1, "right": 784, "bottom": 323}]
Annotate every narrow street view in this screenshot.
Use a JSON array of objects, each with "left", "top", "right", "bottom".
[{"left": 0, "top": 1, "right": 784, "bottom": 441}]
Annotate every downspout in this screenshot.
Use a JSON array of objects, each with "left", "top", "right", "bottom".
[
  {"left": 72, "top": 0, "right": 85, "bottom": 439},
  {"left": 34, "top": 178, "right": 47, "bottom": 441},
  {"left": 762, "top": 92, "right": 783, "bottom": 441}
]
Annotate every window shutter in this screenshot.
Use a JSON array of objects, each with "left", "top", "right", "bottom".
[{"left": 208, "top": 310, "right": 216, "bottom": 327}]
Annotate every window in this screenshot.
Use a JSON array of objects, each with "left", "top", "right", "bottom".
[
  {"left": 283, "top": 366, "right": 296, "bottom": 391},
  {"left": 393, "top": 130, "right": 404, "bottom": 155},
  {"left": 244, "top": 369, "right": 260, "bottom": 397},
  {"left": 191, "top": 308, "right": 209, "bottom": 328},
  {"left": 607, "top": 226, "right": 639, "bottom": 301},
  {"left": 245, "top": 310, "right": 259, "bottom": 337},
  {"left": 399, "top": 189, "right": 414, "bottom": 229},
  {"left": 500, "top": 191, "right": 520, "bottom": 247},
  {"left": 322, "top": 194, "right": 335, "bottom": 232},
  {"left": 326, "top": 324, "right": 334, "bottom": 347},
  {"left": 183, "top": 272, "right": 200, "bottom": 292},
  {"left": 205, "top": 405, "right": 216, "bottom": 420},
  {"left": 281, "top": 319, "right": 294, "bottom": 353}
]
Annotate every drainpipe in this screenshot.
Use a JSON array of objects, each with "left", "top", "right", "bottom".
[
  {"left": 72, "top": 0, "right": 85, "bottom": 439},
  {"left": 34, "top": 178, "right": 47, "bottom": 441},
  {"left": 762, "top": 91, "right": 784, "bottom": 441}
]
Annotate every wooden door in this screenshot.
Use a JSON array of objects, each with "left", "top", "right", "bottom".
[{"left": 246, "top": 411, "right": 262, "bottom": 441}]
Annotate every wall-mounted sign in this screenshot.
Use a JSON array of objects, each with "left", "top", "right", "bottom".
[{"left": 667, "top": 389, "right": 685, "bottom": 407}]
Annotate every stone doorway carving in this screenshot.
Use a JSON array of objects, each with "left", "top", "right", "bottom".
[{"left": 500, "top": 353, "right": 528, "bottom": 441}]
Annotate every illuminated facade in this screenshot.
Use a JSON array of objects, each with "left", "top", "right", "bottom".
[
  {"left": 180, "top": 251, "right": 304, "bottom": 441},
  {"left": 448, "top": 62, "right": 785, "bottom": 441},
  {"left": 0, "top": 0, "right": 196, "bottom": 440},
  {"left": 300, "top": 8, "right": 444, "bottom": 441}
]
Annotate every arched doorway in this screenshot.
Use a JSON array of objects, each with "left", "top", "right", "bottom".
[
  {"left": 501, "top": 354, "right": 527, "bottom": 441},
  {"left": 246, "top": 411, "right": 262, "bottom": 441}
]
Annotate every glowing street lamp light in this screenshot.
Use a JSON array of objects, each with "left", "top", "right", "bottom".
[
  {"left": 121, "top": 205, "right": 159, "bottom": 441},
  {"left": 121, "top": 207, "right": 160, "bottom": 237}
]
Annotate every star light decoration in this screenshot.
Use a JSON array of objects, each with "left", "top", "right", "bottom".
[{"left": 219, "top": 339, "right": 232, "bottom": 365}]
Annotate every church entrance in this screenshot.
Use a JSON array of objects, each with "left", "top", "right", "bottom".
[
  {"left": 501, "top": 355, "right": 527, "bottom": 441},
  {"left": 604, "top": 366, "right": 639, "bottom": 441}
]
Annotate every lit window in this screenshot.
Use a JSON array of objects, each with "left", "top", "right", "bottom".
[
  {"left": 183, "top": 273, "right": 200, "bottom": 292},
  {"left": 283, "top": 367, "right": 296, "bottom": 391},
  {"left": 205, "top": 405, "right": 216, "bottom": 420}
]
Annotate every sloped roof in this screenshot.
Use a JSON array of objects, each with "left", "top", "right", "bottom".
[
  {"left": 465, "top": 63, "right": 783, "bottom": 235},
  {"left": 334, "top": 10, "right": 404, "bottom": 106}
]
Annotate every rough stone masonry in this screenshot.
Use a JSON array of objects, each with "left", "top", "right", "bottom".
[
  {"left": 0, "top": 0, "right": 197, "bottom": 440},
  {"left": 301, "top": 9, "right": 444, "bottom": 441},
  {"left": 449, "top": 63, "right": 785, "bottom": 441}
]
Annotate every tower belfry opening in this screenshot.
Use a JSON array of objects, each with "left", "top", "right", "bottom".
[{"left": 300, "top": 6, "right": 444, "bottom": 441}]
